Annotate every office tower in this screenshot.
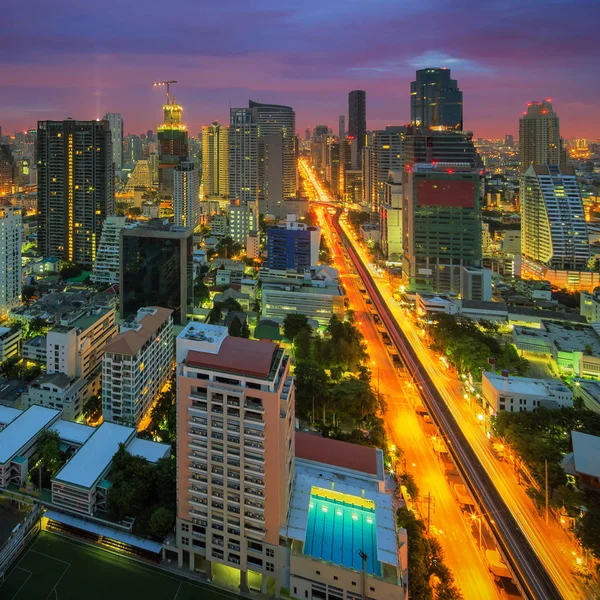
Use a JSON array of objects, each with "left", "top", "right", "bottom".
[
  {"left": 304, "top": 127, "right": 311, "bottom": 142},
  {"left": 0, "top": 145, "right": 16, "bottom": 195},
  {"left": 519, "top": 100, "right": 562, "bottom": 172},
  {"left": 370, "top": 126, "right": 405, "bottom": 212},
  {"left": 91, "top": 215, "right": 129, "bottom": 285},
  {"left": 126, "top": 134, "right": 142, "bottom": 163},
  {"left": 103, "top": 113, "right": 123, "bottom": 170},
  {"left": 521, "top": 165, "right": 589, "bottom": 271},
  {"left": 410, "top": 68, "right": 463, "bottom": 130},
  {"left": 124, "top": 160, "right": 153, "bottom": 192},
  {"left": 339, "top": 115, "right": 345, "bottom": 140},
  {"left": 266, "top": 215, "right": 321, "bottom": 271},
  {"left": 174, "top": 161, "right": 200, "bottom": 230},
  {"left": 229, "top": 201, "right": 258, "bottom": 244},
  {"left": 149, "top": 152, "right": 159, "bottom": 186},
  {"left": 37, "top": 119, "right": 114, "bottom": 267},
  {"left": 329, "top": 141, "right": 341, "bottom": 198},
  {"left": 202, "top": 122, "right": 229, "bottom": 198},
  {"left": 175, "top": 321, "right": 295, "bottom": 592},
  {"left": 348, "top": 90, "right": 366, "bottom": 165},
  {"left": 361, "top": 147, "right": 372, "bottom": 207},
  {"left": 380, "top": 171, "right": 403, "bottom": 259},
  {"left": 403, "top": 127, "right": 479, "bottom": 167},
  {"left": 402, "top": 164, "right": 482, "bottom": 292},
  {"left": 504, "top": 134, "right": 514, "bottom": 147},
  {"left": 120, "top": 221, "right": 193, "bottom": 325},
  {"left": 229, "top": 108, "right": 258, "bottom": 206},
  {"left": 250, "top": 100, "right": 296, "bottom": 200},
  {"left": 158, "top": 95, "right": 188, "bottom": 195},
  {"left": 258, "top": 134, "right": 283, "bottom": 215},
  {"left": 314, "top": 125, "right": 328, "bottom": 140},
  {"left": 102, "top": 306, "right": 174, "bottom": 426},
  {"left": 0, "top": 205, "right": 22, "bottom": 318}
]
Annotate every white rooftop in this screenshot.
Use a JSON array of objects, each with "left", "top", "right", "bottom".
[
  {"left": 51, "top": 419, "right": 95, "bottom": 446},
  {"left": 286, "top": 458, "right": 399, "bottom": 567},
  {"left": 54, "top": 422, "right": 136, "bottom": 489},
  {"left": 0, "top": 405, "right": 22, "bottom": 427},
  {"left": 127, "top": 438, "right": 170, "bottom": 463},
  {"left": 0, "top": 406, "right": 61, "bottom": 464},
  {"left": 483, "top": 372, "right": 570, "bottom": 397},
  {"left": 571, "top": 431, "right": 600, "bottom": 479},
  {"left": 178, "top": 322, "right": 228, "bottom": 353}
]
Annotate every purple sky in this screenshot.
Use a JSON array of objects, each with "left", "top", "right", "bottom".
[{"left": 2, "top": 0, "right": 599, "bottom": 139}]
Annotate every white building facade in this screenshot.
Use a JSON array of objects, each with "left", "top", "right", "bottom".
[
  {"left": 91, "top": 216, "right": 129, "bottom": 286},
  {"left": 0, "top": 205, "right": 22, "bottom": 319},
  {"left": 174, "top": 161, "right": 200, "bottom": 231}
]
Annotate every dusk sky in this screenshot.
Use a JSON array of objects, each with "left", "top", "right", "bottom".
[{"left": 2, "top": 0, "right": 599, "bottom": 139}]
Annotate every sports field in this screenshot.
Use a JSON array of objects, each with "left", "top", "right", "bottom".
[{"left": 1, "top": 531, "right": 242, "bottom": 600}]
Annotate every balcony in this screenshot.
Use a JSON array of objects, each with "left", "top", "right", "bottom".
[
  {"left": 244, "top": 400, "right": 264, "bottom": 413},
  {"left": 244, "top": 428, "right": 264, "bottom": 439},
  {"left": 190, "top": 391, "right": 208, "bottom": 402},
  {"left": 244, "top": 441, "right": 264, "bottom": 452},
  {"left": 189, "top": 402, "right": 208, "bottom": 414},
  {"left": 245, "top": 487, "right": 264, "bottom": 498}
]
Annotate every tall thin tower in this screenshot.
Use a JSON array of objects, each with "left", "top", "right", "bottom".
[{"left": 519, "top": 100, "right": 562, "bottom": 173}]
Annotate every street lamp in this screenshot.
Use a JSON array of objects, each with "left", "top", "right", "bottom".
[{"left": 469, "top": 512, "right": 483, "bottom": 549}]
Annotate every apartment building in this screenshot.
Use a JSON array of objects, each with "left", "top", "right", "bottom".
[
  {"left": 102, "top": 307, "right": 174, "bottom": 426},
  {"left": 175, "top": 322, "right": 295, "bottom": 594}
]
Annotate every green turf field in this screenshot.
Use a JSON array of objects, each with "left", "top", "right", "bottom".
[{"left": 1, "top": 531, "right": 242, "bottom": 600}]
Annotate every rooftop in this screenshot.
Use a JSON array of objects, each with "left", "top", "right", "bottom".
[
  {"left": 103, "top": 306, "right": 173, "bottom": 356},
  {"left": 483, "top": 372, "right": 571, "bottom": 397},
  {"left": 186, "top": 336, "right": 278, "bottom": 379},
  {"left": 0, "top": 405, "right": 61, "bottom": 465},
  {"left": 127, "top": 438, "right": 170, "bottom": 463},
  {"left": 54, "top": 422, "right": 136, "bottom": 490},
  {"left": 295, "top": 431, "right": 379, "bottom": 476},
  {"left": 571, "top": 431, "right": 600, "bottom": 479},
  {"left": 51, "top": 419, "right": 95, "bottom": 446},
  {"left": 178, "top": 322, "right": 228, "bottom": 354}
]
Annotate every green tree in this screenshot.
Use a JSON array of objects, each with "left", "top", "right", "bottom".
[
  {"left": 22, "top": 285, "right": 36, "bottom": 305},
  {"left": 149, "top": 506, "right": 175, "bottom": 537},
  {"left": 294, "top": 361, "right": 329, "bottom": 423},
  {"left": 82, "top": 394, "right": 102, "bottom": 423},
  {"left": 38, "top": 429, "right": 63, "bottom": 476},
  {"left": 294, "top": 327, "right": 313, "bottom": 362},
  {"left": 207, "top": 303, "right": 223, "bottom": 324},
  {"left": 59, "top": 262, "right": 82, "bottom": 280},
  {"left": 283, "top": 314, "right": 311, "bottom": 341},
  {"left": 216, "top": 236, "right": 243, "bottom": 258},
  {"left": 241, "top": 320, "right": 250, "bottom": 339},
  {"left": 399, "top": 472, "right": 419, "bottom": 500},
  {"left": 194, "top": 281, "right": 210, "bottom": 307},
  {"left": 228, "top": 316, "right": 243, "bottom": 337},
  {"left": 221, "top": 297, "right": 243, "bottom": 312}
]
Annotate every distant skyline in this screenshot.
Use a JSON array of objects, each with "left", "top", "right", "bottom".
[{"left": 1, "top": 0, "right": 599, "bottom": 138}]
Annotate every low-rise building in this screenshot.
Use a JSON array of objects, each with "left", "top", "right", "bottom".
[
  {"left": 213, "top": 288, "right": 250, "bottom": 311},
  {"left": 360, "top": 222, "right": 381, "bottom": 245},
  {"left": 21, "top": 335, "right": 47, "bottom": 362},
  {"left": 0, "top": 326, "right": 20, "bottom": 362},
  {"left": 573, "top": 379, "right": 600, "bottom": 414},
  {"left": 102, "top": 307, "right": 174, "bottom": 426},
  {"left": 481, "top": 371, "right": 573, "bottom": 415},
  {"left": 581, "top": 290, "right": 600, "bottom": 323},
  {"left": 563, "top": 431, "right": 600, "bottom": 491},
  {"left": 460, "top": 266, "right": 492, "bottom": 302},
  {"left": 21, "top": 373, "right": 88, "bottom": 422}
]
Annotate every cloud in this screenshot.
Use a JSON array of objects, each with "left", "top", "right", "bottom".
[{"left": 409, "top": 51, "right": 492, "bottom": 74}]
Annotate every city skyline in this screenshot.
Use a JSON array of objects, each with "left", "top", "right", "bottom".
[{"left": 2, "top": 0, "right": 599, "bottom": 138}]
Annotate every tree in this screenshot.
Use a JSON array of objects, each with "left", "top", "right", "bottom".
[
  {"left": 283, "top": 314, "right": 311, "bottom": 341},
  {"left": 82, "top": 394, "right": 102, "bottom": 423},
  {"left": 241, "top": 320, "right": 250, "bottom": 339},
  {"left": 194, "top": 281, "right": 210, "bottom": 307},
  {"left": 60, "top": 262, "right": 82, "bottom": 280},
  {"left": 221, "top": 297, "right": 243, "bottom": 312},
  {"left": 228, "top": 316, "right": 243, "bottom": 337},
  {"left": 207, "top": 303, "right": 223, "bottom": 325},
  {"left": 149, "top": 506, "right": 175, "bottom": 537},
  {"left": 399, "top": 472, "right": 419, "bottom": 500},
  {"left": 29, "top": 317, "right": 49, "bottom": 337},
  {"left": 128, "top": 207, "right": 142, "bottom": 217},
  {"left": 294, "top": 361, "right": 329, "bottom": 422},
  {"left": 294, "top": 327, "right": 313, "bottom": 362},
  {"left": 216, "top": 236, "right": 243, "bottom": 259},
  {"left": 22, "top": 285, "right": 36, "bottom": 305}
]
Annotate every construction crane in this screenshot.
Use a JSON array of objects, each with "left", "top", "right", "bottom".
[{"left": 152, "top": 80, "right": 177, "bottom": 104}]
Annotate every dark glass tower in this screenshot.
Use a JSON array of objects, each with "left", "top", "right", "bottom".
[
  {"left": 410, "top": 68, "right": 463, "bottom": 130},
  {"left": 348, "top": 90, "right": 366, "bottom": 166}
]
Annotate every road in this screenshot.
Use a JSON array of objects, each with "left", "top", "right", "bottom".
[
  {"left": 299, "top": 158, "right": 577, "bottom": 599},
  {"left": 314, "top": 203, "right": 503, "bottom": 599}
]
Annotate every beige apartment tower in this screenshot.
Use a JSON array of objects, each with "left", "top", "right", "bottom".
[{"left": 202, "top": 122, "right": 229, "bottom": 198}]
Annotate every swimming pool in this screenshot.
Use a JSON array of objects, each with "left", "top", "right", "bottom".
[{"left": 303, "top": 488, "right": 381, "bottom": 576}]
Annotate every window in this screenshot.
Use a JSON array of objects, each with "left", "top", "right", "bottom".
[
  {"left": 316, "top": 570, "right": 320, "bottom": 576},
  {"left": 181, "top": 537, "right": 189, "bottom": 546},
  {"left": 266, "top": 562, "right": 274, "bottom": 572},
  {"left": 333, "top": 576, "right": 338, "bottom": 581},
  {"left": 351, "top": 581, "right": 356, "bottom": 586},
  {"left": 181, "top": 523, "right": 190, "bottom": 532},
  {"left": 370, "top": 587, "right": 375, "bottom": 592},
  {"left": 266, "top": 548, "right": 274, "bottom": 557},
  {"left": 293, "top": 588, "right": 297, "bottom": 595}
]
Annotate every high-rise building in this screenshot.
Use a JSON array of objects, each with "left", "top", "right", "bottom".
[
  {"left": 361, "top": 147, "right": 372, "bottom": 207},
  {"left": 201, "top": 122, "right": 229, "bottom": 198},
  {"left": 158, "top": 96, "right": 188, "bottom": 195},
  {"left": 258, "top": 134, "right": 283, "bottom": 215},
  {"left": 314, "top": 125, "right": 328, "bottom": 140},
  {"left": 403, "top": 127, "right": 479, "bottom": 168},
  {"left": 410, "top": 68, "right": 463, "bottom": 130},
  {"left": 174, "top": 161, "right": 200, "bottom": 230},
  {"left": 175, "top": 321, "right": 295, "bottom": 592},
  {"left": 380, "top": 171, "right": 403, "bottom": 260},
  {"left": 102, "top": 306, "right": 174, "bottom": 426},
  {"left": 402, "top": 163, "right": 482, "bottom": 292},
  {"left": 338, "top": 115, "right": 345, "bottom": 140},
  {"left": 103, "top": 113, "right": 123, "bottom": 170},
  {"left": 370, "top": 126, "right": 405, "bottom": 212},
  {"left": 0, "top": 204, "right": 22, "bottom": 318},
  {"left": 0, "top": 145, "right": 16, "bottom": 196},
  {"left": 348, "top": 90, "right": 366, "bottom": 166},
  {"left": 519, "top": 101, "right": 562, "bottom": 172},
  {"left": 229, "top": 108, "right": 258, "bottom": 207},
  {"left": 304, "top": 127, "right": 311, "bottom": 142},
  {"left": 228, "top": 201, "right": 258, "bottom": 245},
  {"left": 126, "top": 134, "right": 142, "bottom": 163},
  {"left": 266, "top": 215, "right": 320, "bottom": 271},
  {"left": 37, "top": 119, "right": 114, "bottom": 267},
  {"left": 120, "top": 221, "right": 193, "bottom": 325},
  {"left": 521, "top": 165, "right": 589, "bottom": 271},
  {"left": 250, "top": 100, "right": 297, "bottom": 200},
  {"left": 91, "top": 215, "right": 130, "bottom": 286}
]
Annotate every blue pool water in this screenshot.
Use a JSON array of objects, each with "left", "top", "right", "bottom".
[{"left": 303, "top": 493, "right": 381, "bottom": 576}]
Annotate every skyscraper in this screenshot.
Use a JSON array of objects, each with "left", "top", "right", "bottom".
[
  {"left": 37, "top": 119, "right": 114, "bottom": 267},
  {"left": 402, "top": 163, "right": 482, "bottom": 292},
  {"left": 410, "top": 68, "right": 463, "bottom": 130},
  {"left": 348, "top": 90, "right": 366, "bottom": 165},
  {"left": 519, "top": 101, "right": 562, "bottom": 172},
  {"left": 249, "top": 100, "right": 297, "bottom": 200},
  {"left": 370, "top": 126, "right": 405, "bottom": 212},
  {"left": 103, "top": 113, "right": 123, "bottom": 171},
  {"left": 339, "top": 115, "right": 345, "bottom": 139},
  {"left": 126, "top": 134, "right": 142, "bottom": 163},
  {"left": 0, "top": 145, "right": 16, "bottom": 196},
  {"left": 403, "top": 127, "right": 479, "bottom": 168},
  {"left": 201, "top": 121, "right": 229, "bottom": 198},
  {"left": 521, "top": 165, "right": 589, "bottom": 271},
  {"left": 175, "top": 321, "right": 295, "bottom": 592},
  {"left": 229, "top": 108, "right": 258, "bottom": 207},
  {"left": 157, "top": 95, "right": 188, "bottom": 195},
  {"left": 0, "top": 204, "right": 22, "bottom": 318},
  {"left": 91, "top": 215, "right": 129, "bottom": 286},
  {"left": 174, "top": 161, "right": 200, "bottom": 230}
]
